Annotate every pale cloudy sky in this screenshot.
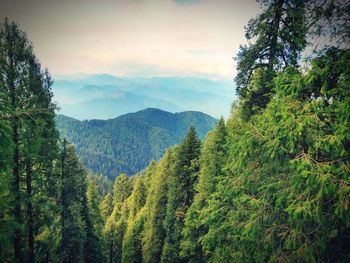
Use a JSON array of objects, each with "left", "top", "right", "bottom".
[{"left": 0, "top": 0, "right": 260, "bottom": 79}]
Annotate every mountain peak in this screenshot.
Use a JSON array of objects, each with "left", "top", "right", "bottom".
[{"left": 56, "top": 108, "right": 217, "bottom": 179}]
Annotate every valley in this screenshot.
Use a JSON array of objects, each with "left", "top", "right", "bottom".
[{"left": 0, "top": 1, "right": 349, "bottom": 262}]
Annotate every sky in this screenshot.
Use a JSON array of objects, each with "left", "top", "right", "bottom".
[{"left": 0, "top": 0, "right": 261, "bottom": 80}]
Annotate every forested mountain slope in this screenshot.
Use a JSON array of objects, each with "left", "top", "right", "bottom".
[
  {"left": 56, "top": 108, "right": 217, "bottom": 179},
  {"left": 1, "top": 0, "right": 349, "bottom": 262}
]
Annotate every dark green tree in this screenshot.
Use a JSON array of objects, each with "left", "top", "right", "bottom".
[
  {"left": 201, "top": 49, "right": 350, "bottom": 262},
  {"left": 0, "top": 18, "right": 58, "bottom": 262},
  {"left": 235, "top": 0, "right": 307, "bottom": 118},
  {"left": 0, "top": 18, "right": 38, "bottom": 262},
  {"left": 0, "top": 86, "right": 14, "bottom": 261},
  {"left": 161, "top": 127, "right": 201, "bottom": 263},
  {"left": 84, "top": 181, "right": 105, "bottom": 263},
  {"left": 104, "top": 174, "right": 133, "bottom": 263},
  {"left": 180, "top": 117, "right": 228, "bottom": 263},
  {"left": 58, "top": 139, "right": 87, "bottom": 263},
  {"left": 142, "top": 151, "right": 174, "bottom": 263},
  {"left": 122, "top": 175, "right": 147, "bottom": 263}
]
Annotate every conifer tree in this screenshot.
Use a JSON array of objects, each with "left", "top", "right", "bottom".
[
  {"left": 142, "top": 151, "right": 174, "bottom": 263},
  {"left": 0, "top": 18, "right": 39, "bottom": 262},
  {"left": 86, "top": 181, "right": 104, "bottom": 235},
  {"left": 84, "top": 181, "right": 105, "bottom": 263},
  {"left": 161, "top": 127, "right": 201, "bottom": 263},
  {"left": 0, "top": 93, "right": 13, "bottom": 261},
  {"left": 0, "top": 18, "right": 58, "bottom": 262},
  {"left": 235, "top": 0, "right": 307, "bottom": 118},
  {"left": 58, "top": 139, "right": 87, "bottom": 263},
  {"left": 104, "top": 174, "right": 133, "bottom": 263},
  {"left": 180, "top": 117, "right": 228, "bottom": 262},
  {"left": 100, "top": 193, "right": 114, "bottom": 221},
  {"left": 122, "top": 175, "right": 147, "bottom": 263}
]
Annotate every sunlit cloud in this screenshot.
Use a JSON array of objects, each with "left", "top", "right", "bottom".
[{"left": 0, "top": 0, "right": 261, "bottom": 80}]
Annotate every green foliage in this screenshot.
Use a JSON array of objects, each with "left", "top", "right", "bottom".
[
  {"left": 122, "top": 210, "right": 146, "bottom": 263},
  {"left": 87, "top": 181, "right": 104, "bottom": 234},
  {"left": 104, "top": 174, "right": 134, "bottom": 263},
  {"left": 235, "top": 0, "right": 307, "bottom": 118},
  {"left": 2, "top": 2, "right": 349, "bottom": 263},
  {"left": 180, "top": 117, "right": 228, "bottom": 262},
  {"left": 87, "top": 172, "right": 113, "bottom": 196},
  {"left": 0, "top": 89, "right": 14, "bottom": 260},
  {"left": 199, "top": 49, "right": 350, "bottom": 262},
  {"left": 161, "top": 127, "right": 202, "bottom": 263},
  {"left": 56, "top": 108, "right": 217, "bottom": 180},
  {"left": 0, "top": 18, "right": 59, "bottom": 262},
  {"left": 57, "top": 140, "right": 88, "bottom": 263},
  {"left": 142, "top": 150, "right": 174, "bottom": 263},
  {"left": 100, "top": 193, "right": 114, "bottom": 221},
  {"left": 0, "top": 18, "right": 106, "bottom": 263},
  {"left": 85, "top": 181, "right": 105, "bottom": 262},
  {"left": 122, "top": 176, "right": 147, "bottom": 263}
]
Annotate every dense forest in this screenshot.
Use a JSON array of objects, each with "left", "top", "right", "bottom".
[
  {"left": 56, "top": 109, "right": 217, "bottom": 180},
  {"left": 0, "top": 0, "right": 349, "bottom": 263}
]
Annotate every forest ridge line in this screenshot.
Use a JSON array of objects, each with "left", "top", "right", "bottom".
[{"left": 0, "top": 1, "right": 349, "bottom": 262}]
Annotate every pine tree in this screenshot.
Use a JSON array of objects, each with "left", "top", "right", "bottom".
[
  {"left": 104, "top": 174, "right": 133, "bottom": 263},
  {"left": 0, "top": 90, "right": 13, "bottom": 261},
  {"left": 142, "top": 151, "right": 173, "bottom": 263},
  {"left": 180, "top": 117, "right": 228, "bottom": 262},
  {"left": 235, "top": 0, "right": 307, "bottom": 118},
  {"left": 100, "top": 193, "right": 113, "bottom": 221},
  {"left": 84, "top": 181, "right": 105, "bottom": 263},
  {"left": 161, "top": 127, "right": 201, "bottom": 263},
  {"left": 122, "top": 175, "right": 147, "bottom": 263},
  {"left": 0, "top": 18, "right": 59, "bottom": 262},
  {"left": 0, "top": 18, "right": 37, "bottom": 262},
  {"left": 86, "top": 181, "right": 104, "bottom": 235},
  {"left": 58, "top": 139, "right": 87, "bottom": 263}
]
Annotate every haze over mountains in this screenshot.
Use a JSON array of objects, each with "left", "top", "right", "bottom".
[
  {"left": 56, "top": 108, "right": 217, "bottom": 179},
  {"left": 53, "top": 74, "right": 234, "bottom": 120}
]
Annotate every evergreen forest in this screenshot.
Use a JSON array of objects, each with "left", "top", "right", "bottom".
[
  {"left": 0, "top": 0, "right": 349, "bottom": 262},
  {"left": 56, "top": 109, "right": 217, "bottom": 180}
]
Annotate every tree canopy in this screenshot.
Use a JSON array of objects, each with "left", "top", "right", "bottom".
[{"left": 0, "top": 0, "right": 349, "bottom": 262}]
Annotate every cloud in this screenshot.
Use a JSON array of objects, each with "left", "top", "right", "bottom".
[
  {"left": 185, "top": 49, "right": 211, "bottom": 56},
  {"left": 0, "top": 0, "right": 260, "bottom": 79},
  {"left": 107, "top": 61, "right": 229, "bottom": 80},
  {"left": 108, "top": 61, "right": 163, "bottom": 77}
]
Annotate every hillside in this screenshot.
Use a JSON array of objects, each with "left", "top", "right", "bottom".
[{"left": 56, "top": 108, "right": 217, "bottom": 179}]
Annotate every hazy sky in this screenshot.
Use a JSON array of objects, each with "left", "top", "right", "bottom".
[{"left": 0, "top": 0, "right": 261, "bottom": 79}]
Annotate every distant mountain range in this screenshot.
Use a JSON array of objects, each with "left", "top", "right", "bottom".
[
  {"left": 53, "top": 74, "right": 234, "bottom": 120},
  {"left": 56, "top": 108, "right": 217, "bottom": 179}
]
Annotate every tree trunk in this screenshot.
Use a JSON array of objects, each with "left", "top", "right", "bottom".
[
  {"left": 109, "top": 241, "right": 113, "bottom": 263},
  {"left": 268, "top": 0, "right": 284, "bottom": 70},
  {"left": 60, "top": 140, "right": 67, "bottom": 256},
  {"left": 9, "top": 53, "right": 22, "bottom": 262},
  {"left": 12, "top": 120, "right": 21, "bottom": 263},
  {"left": 26, "top": 160, "right": 35, "bottom": 263}
]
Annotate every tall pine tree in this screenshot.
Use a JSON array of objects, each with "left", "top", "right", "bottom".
[
  {"left": 0, "top": 18, "right": 58, "bottom": 262},
  {"left": 180, "top": 117, "right": 228, "bottom": 263},
  {"left": 161, "top": 127, "right": 201, "bottom": 263},
  {"left": 142, "top": 152, "right": 174, "bottom": 263},
  {"left": 235, "top": 0, "right": 307, "bottom": 118},
  {"left": 58, "top": 139, "right": 87, "bottom": 263}
]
